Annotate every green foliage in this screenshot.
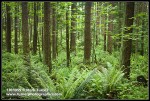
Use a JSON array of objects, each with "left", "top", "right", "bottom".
[
  {"left": 2, "top": 53, "right": 56, "bottom": 99},
  {"left": 51, "top": 67, "right": 90, "bottom": 99},
  {"left": 130, "top": 54, "right": 148, "bottom": 79},
  {"left": 2, "top": 48, "right": 148, "bottom": 100},
  {"left": 73, "top": 68, "right": 97, "bottom": 98},
  {"left": 2, "top": 1, "right": 149, "bottom": 100},
  {"left": 73, "top": 66, "right": 124, "bottom": 99},
  {"left": 95, "top": 46, "right": 120, "bottom": 67},
  {"left": 117, "top": 79, "right": 148, "bottom": 99}
]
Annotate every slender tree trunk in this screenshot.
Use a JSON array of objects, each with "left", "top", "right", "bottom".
[
  {"left": 42, "top": 26, "right": 44, "bottom": 51},
  {"left": 44, "top": 2, "right": 52, "bottom": 73},
  {"left": 52, "top": 4, "right": 57, "bottom": 60},
  {"left": 29, "top": 3, "right": 33, "bottom": 51},
  {"left": 6, "top": 3, "right": 11, "bottom": 52},
  {"left": 121, "top": 2, "right": 135, "bottom": 80},
  {"left": 66, "top": 6, "right": 70, "bottom": 67},
  {"left": 60, "top": 27, "right": 63, "bottom": 46},
  {"left": 107, "top": 2, "right": 114, "bottom": 54},
  {"left": 33, "top": 2, "right": 38, "bottom": 55},
  {"left": 56, "top": 17, "right": 58, "bottom": 57},
  {"left": 22, "top": 2, "right": 30, "bottom": 55},
  {"left": 56, "top": 2, "right": 58, "bottom": 57},
  {"left": 38, "top": 33, "right": 42, "bottom": 61},
  {"left": 18, "top": 4, "right": 21, "bottom": 49},
  {"left": 14, "top": 4, "right": 18, "bottom": 54},
  {"left": 84, "top": 2, "right": 92, "bottom": 65},
  {"left": 96, "top": 2, "right": 100, "bottom": 45},
  {"left": 140, "top": 2, "right": 146, "bottom": 56},
  {"left": 134, "top": 2, "right": 140, "bottom": 53},
  {"left": 118, "top": 2, "right": 122, "bottom": 49},
  {"left": 103, "top": 12, "right": 106, "bottom": 51},
  {"left": 70, "top": 2, "right": 76, "bottom": 52}
]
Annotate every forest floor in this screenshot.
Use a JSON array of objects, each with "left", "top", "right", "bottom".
[{"left": 2, "top": 48, "right": 148, "bottom": 100}]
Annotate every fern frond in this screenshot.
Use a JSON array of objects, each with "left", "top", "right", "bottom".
[{"left": 73, "top": 68, "right": 97, "bottom": 98}]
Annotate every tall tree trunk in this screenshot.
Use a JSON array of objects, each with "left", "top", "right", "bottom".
[
  {"left": 33, "top": 2, "right": 38, "bottom": 55},
  {"left": 52, "top": 3, "right": 57, "bottom": 60},
  {"left": 66, "top": 5, "right": 70, "bottom": 67},
  {"left": 18, "top": 4, "right": 21, "bottom": 48},
  {"left": 38, "top": 32, "right": 42, "bottom": 62},
  {"left": 29, "top": 3, "right": 33, "bottom": 51},
  {"left": 96, "top": 2, "right": 100, "bottom": 45},
  {"left": 84, "top": 2, "right": 92, "bottom": 65},
  {"left": 56, "top": 2, "right": 58, "bottom": 57},
  {"left": 121, "top": 2, "right": 135, "bottom": 80},
  {"left": 135, "top": 2, "right": 140, "bottom": 53},
  {"left": 14, "top": 4, "right": 18, "bottom": 54},
  {"left": 22, "top": 2, "right": 30, "bottom": 55},
  {"left": 42, "top": 26, "right": 44, "bottom": 51},
  {"left": 44, "top": 2, "right": 52, "bottom": 73},
  {"left": 70, "top": 2, "right": 76, "bottom": 53},
  {"left": 103, "top": 11, "right": 106, "bottom": 51},
  {"left": 104, "top": 31, "right": 107, "bottom": 51},
  {"left": 118, "top": 2, "right": 122, "bottom": 49},
  {"left": 140, "top": 2, "right": 147, "bottom": 56},
  {"left": 107, "top": 2, "right": 113, "bottom": 54},
  {"left": 22, "top": 2, "right": 31, "bottom": 82},
  {"left": 6, "top": 3, "right": 11, "bottom": 52}
]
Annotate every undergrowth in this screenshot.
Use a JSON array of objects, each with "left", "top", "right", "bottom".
[{"left": 2, "top": 50, "right": 148, "bottom": 100}]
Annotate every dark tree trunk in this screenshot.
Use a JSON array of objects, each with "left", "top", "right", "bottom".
[
  {"left": 121, "top": 2, "right": 135, "bottom": 80},
  {"left": 96, "top": 2, "right": 100, "bottom": 45},
  {"left": 22, "top": 2, "right": 30, "bottom": 55},
  {"left": 6, "top": 3, "right": 11, "bottom": 53},
  {"left": 135, "top": 2, "right": 140, "bottom": 53},
  {"left": 44, "top": 2, "right": 52, "bottom": 73},
  {"left": 22, "top": 2, "right": 31, "bottom": 83},
  {"left": 29, "top": 3, "right": 33, "bottom": 51},
  {"left": 104, "top": 24, "right": 106, "bottom": 51},
  {"left": 140, "top": 2, "right": 147, "bottom": 56},
  {"left": 118, "top": 2, "right": 122, "bottom": 49},
  {"left": 42, "top": 26, "right": 44, "bottom": 51},
  {"left": 103, "top": 12, "right": 106, "bottom": 51},
  {"left": 66, "top": 6, "right": 70, "bottom": 67},
  {"left": 70, "top": 2, "right": 76, "bottom": 52},
  {"left": 84, "top": 2, "right": 92, "bottom": 65},
  {"left": 52, "top": 4, "right": 57, "bottom": 60},
  {"left": 107, "top": 2, "right": 114, "bottom": 54},
  {"left": 56, "top": 6, "right": 58, "bottom": 57},
  {"left": 33, "top": 2, "right": 38, "bottom": 55},
  {"left": 14, "top": 4, "right": 18, "bottom": 54}
]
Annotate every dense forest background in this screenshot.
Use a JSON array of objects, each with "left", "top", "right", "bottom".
[{"left": 2, "top": 1, "right": 149, "bottom": 100}]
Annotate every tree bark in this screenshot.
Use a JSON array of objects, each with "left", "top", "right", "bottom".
[
  {"left": 96, "top": 2, "right": 100, "bottom": 45},
  {"left": 70, "top": 2, "right": 76, "bottom": 52},
  {"left": 33, "top": 2, "right": 38, "bottom": 55},
  {"left": 84, "top": 2, "right": 92, "bottom": 65},
  {"left": 103, "top": 3, "right": 107, "bottom": 51},
  {"left": 14, "top": 4, "right": 18, "bottom": 54},
  {"left": 44, "top": 2, "right": 52, "bottom": 73},
  {"left": 140, "top": 2, "right": 147, "bottom": 56},
  {"left": 107, "top": 2, "right": 114, "bottom": 54},
  {"left": 52, "top": 3, "right": 57, "bottom": 60},
  {"left": 121, "top": 2, "right": 135, "bottom": 79},
  {"left": 135, "top": 2, "right": 139, "bottom": 53},
  {"left": 66, "top": 6, "right": 70, "bottom": 67},
  {"left": 22, "top": 2, "right": 30, "bottom": 55},
  {"left": 22, "top": 2, "right": 31, "bottom": 83},
  {"left": 6, "top": 3, "right": 11, "bottom": 53}
]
